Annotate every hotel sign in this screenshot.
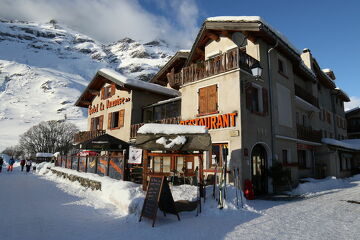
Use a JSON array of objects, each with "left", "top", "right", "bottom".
[
  {"left": 180, "top": 112, "right": 237, "bottom": 129},
  {"left": 89, "top": 97, "right": 131, "bottom": 115}
]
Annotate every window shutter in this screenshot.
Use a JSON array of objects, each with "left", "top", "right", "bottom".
[
  {"left": 101, "top": 88, "right": 105, "bottom": 100},
  {"left": 111, "top": 83, "right": 116, "bottom": 97},
  {"left": 99, "top": 115, "right": 104, "bottom": 130},
  {"left": 245, "top": 82, "right": 253, "bottom": 111},
  {"left": 108, "top": 113, "right": 112, "bottom": 129},
  {"left": 207, "top": 85, "right": 218, "bottom": 113},
  {"left": 90, "top": 118, "right": 94, "bottom": 131},
  {"left": 198, "top": 87, "right": 207, "bottom": 114},
  {"left": 119, "top": 109, "right": 125, "bottom": 128},
  {"left": 262, "top": 87, "right": 269, "bottom": 115}
]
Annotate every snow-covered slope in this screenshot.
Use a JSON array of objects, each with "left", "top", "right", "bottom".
[{"left": 0, "top": 19, "right": 174, "bottom": 151}]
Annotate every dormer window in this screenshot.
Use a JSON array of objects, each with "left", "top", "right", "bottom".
[{"left": 101, "top": 83, "right": 116, "bottom": 100}]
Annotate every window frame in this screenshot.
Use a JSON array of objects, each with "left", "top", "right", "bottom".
[{"left": 197, "top": 84, "right": 219, "bottom": 116}]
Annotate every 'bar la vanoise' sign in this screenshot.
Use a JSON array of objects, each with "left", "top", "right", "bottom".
[
  {"left": 180, "top": 112, "right": 237, "bottom": 129},
  {"left": 89, "top": 97, "right": 131, "bottom": 115}
]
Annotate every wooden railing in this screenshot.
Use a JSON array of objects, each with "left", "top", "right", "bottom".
[
  {"left": 130, "top": 116, "right": 181, "bottom": 138},
  {"left": 167, "top": 48, "right": 259, "bottom": 88},
  {"left": 294, "top": 84, "right": 319, "bottom": 108},
  {"left": 73, "top": 130, "right": 106, "bottom": 144},
  {"left": 296, "top": 124, "right": 322, "bottom": 143}
]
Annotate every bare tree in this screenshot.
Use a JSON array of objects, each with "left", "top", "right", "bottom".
[
  {"left": 2, "top": 145, "right": 23, "bottom": 159},
  {"left": 19, "top": 120, "right": 79, "bottom": 155}
]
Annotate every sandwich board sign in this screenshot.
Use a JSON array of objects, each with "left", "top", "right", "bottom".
[{"left": 139, "top": 176, "right": 180, "bottom": 227}]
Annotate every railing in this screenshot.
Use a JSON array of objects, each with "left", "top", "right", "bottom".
[
  {"left": 130, "top": 116, "right": 181, "bottom": 138},
  {"left": 73, "top": 130, "right": 106, "bottom": 144},
  {"left": 294, "top": 84, "right": 319, "bottom": 108},
  {"left": 296, "top": 124, "right": 322, "bottom": 143},
  {"left": 167, "top": 48, "right": 259, "bottom": 88}
]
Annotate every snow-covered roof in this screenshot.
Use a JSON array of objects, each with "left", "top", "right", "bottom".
[
  {"left": 322, "top": 138, "right": 360, "bottom": 151},
  {"left": 144, "top": 96, "right": 181, "bottom": 108},
  {"left": 98, "top": 68, "right": 179, "bottom": 97},
  {"left": 137, "top": 123, "right": 208, "bottom": 135},
  {"left": 206, "top": 16, "right": 301, "bottom": 55},
  {"left": 36, "top": 152, "right": 54, "bottom": 158},
  {"left": 346, "top": 107, "right": 360, "bottom": 114}
]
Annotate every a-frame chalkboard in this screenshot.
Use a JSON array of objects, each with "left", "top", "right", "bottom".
[{"left": 139, "top": 176, "right": 180, "bottom": 227}]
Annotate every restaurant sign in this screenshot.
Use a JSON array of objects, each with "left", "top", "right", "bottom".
[{"left": 180, "top": 112, "right": 237, "bottom": 129}]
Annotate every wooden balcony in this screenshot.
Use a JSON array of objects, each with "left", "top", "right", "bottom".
[
  {"left": 130, "top": 116, "right": 181, "bottom": 139},
  {"left": 294, "top": 84, "right": 319, "bottom": 108},
  {"left": 296, "top": 124, "right": 322, "bottom": 143},
  {"left": 167, "top": 48, "right": 259, "bottom": 88},
  {"left": 74, "top": 130, "right": 106, "bottom": 144}
]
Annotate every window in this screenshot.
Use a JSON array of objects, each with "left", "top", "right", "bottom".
[
  {"left": 198, "top": 85, "right": 218, "bottom": 115},
  {"left": 101, "top": 83, "right": 116, "bottom": 100},
  {"left": 245, "top": 83, "right": 268, "bottom": 115},
  {"left": 142, "top": 100, "right": 181, "bottom": 122},
  {"left": 210, "top": 144, "right": 228, "bottom": 168},
  {"left": 298, "top": 150, "right": 307, "bottom": 169},
  {"left": 90, "top": 115, "right": 103, "bottom": 130},
  {"left": 296, "top": 112, "right": 300, "bottom": 124},
  {"left": 282, "top": 149, "right": 289, "bottom": 164},
  {"left": 108, "top": 109, "right": 125, "bottom": 129},
  {"left": 278, "top": 56, "right": 287, "bottom": 75}
]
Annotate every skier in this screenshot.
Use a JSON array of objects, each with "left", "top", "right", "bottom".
[
  {"left": 0, "top": 156, "right": 3, "bottom": 173},
  {"left": 25, "top": 159, "right": 32, "bottom": 173},
  {"left": 7, "top": 158, "right": 15, "bottom": 172},
  {"left": 20, "top": 159, "right": 26, "bottom": 171}
]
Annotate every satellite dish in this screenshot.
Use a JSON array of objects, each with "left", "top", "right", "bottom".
[{"left": 232, "top": 32, "right": 247, "bottom": 47}]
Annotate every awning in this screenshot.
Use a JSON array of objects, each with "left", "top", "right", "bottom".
[
  {"left": 135, "top": 133, "right": 211, "bottom": 151},
  {"left": 77, "top": 134, "right": 129, "bottom": 151}
]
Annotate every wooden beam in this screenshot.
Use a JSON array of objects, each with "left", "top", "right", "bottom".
[
  {"left": 88, "top": 89, "right": 100, "bottom": 95},
  {"left": 207, "top": 32, "right": 219, "bottom": 41},
  {"left": 195, "top": 47, "right": 205, "bottom": 57},
  {"left": 221, "top": 30, "right": 231, "bottom": 39},
  {"left": 80, "top": 100, "right": 92, "bottom": 106}
]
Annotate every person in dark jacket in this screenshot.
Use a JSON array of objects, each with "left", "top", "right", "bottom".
[
  {"left": 25, "top": 159, "right": 32, "bottom": 173},
  {"left": 20, "top": 159, "right": 26, "bottom": 171},
  {"left": 7, "top": 158, "right": 15, "bottom": 172},
  {"left": 0, "top": 157, "right": 3, "bottom": 173}
]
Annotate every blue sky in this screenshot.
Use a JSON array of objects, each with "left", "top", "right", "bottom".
[{"left": 1, "top": 0, "right": 359, "bottom": 109}]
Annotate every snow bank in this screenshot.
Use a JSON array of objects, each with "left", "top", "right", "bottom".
[
  {"left": 290, "top": 174, "right": 360, "bottom": 196},
  {"left": 138, "top": 123, "right": 208, "bottom": 135},
  {"left": 37, "top": 166, "right": 246, "bottom": 218},
  {"left": 36, "top": 162, "right": 55, "bottom": 175}
]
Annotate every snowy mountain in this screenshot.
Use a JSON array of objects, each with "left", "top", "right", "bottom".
[{"left": 0, "top": 19, "right": 174, "bottom": 151}]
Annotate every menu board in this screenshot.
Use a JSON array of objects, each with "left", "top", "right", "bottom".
[{"left": 139, "top": 176, "right": 180, "bottom": 227}]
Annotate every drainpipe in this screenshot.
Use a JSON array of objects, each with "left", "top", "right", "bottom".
[{"left": 267, "top": 40, "right": 279, "bottom": 163}]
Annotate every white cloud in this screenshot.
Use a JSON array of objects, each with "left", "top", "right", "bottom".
[
  {"left": 0, "top": 0, "right": 200, "bottom": 48},
  {"left": 345, "top": 96, "right": 360, "bottom": 111}
]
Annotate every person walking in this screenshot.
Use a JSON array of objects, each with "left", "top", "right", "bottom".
[
  {"left": 0, "top": 157, "right": 3, "bottom": 173},
  {"left": 7, "top": 158, "right": 15, "bottom": 172},
  {"left": 20, "top": 159, "right": 25, "bottom": 171},
  {"left": 25, "top": 159, "right": 32, "bottom": 173}
]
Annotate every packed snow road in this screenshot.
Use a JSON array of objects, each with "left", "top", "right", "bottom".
[{"left": 1, "top": 167, "right": 360, "bottom": 240}]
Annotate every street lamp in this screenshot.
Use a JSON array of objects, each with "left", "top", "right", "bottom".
[{"left": 251, "top": 62, "right": 263, "bottom": 80}]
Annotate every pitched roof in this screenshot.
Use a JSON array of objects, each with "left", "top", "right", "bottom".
[{"left": 75, "top": 68, "right": 180, "bottom": 108}]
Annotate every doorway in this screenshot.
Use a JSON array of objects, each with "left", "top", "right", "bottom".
[{"left": 251, "top": 144, "right": 267, "bottom": 195}]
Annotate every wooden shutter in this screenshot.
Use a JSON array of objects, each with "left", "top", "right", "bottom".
[
  {"left": 108, "top": 113, "right": 112, "bottom": 129},
  {"left": 111, "top": 83, "right": 116, "bottom": 97},
  {"left": 262, "top": 87, "right": 269, "bottom": 115},
  {"left": 99, "top": 115, "right": 104, "bottom": 130},
  {"left": 101, "top": 88, "right": 105, "bottom": 100},
  {"left": 90, "top": 118, "right": 94, "bottom": 131},
  {"left": 207, "top": 85, "right": 218, "bottom": 113},
  {"left": 119, "top": 109, "right": 125, "bottom": 128},
  {"left": 198, "top": 87, "right": 207, "bottom": 114},
  {"left": 245, "top": 82, "right": 253, "bottom": 112}
]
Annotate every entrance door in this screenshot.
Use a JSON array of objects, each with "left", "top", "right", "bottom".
[{"left": 251, "top": 144, "right": 267, "bottom": 195}]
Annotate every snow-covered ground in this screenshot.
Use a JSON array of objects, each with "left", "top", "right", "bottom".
[{"left": 1, "top": 165, "right": 360, "bottom": 240}]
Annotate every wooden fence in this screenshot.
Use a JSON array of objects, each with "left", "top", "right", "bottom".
[{"left": 55, "top": 155, "right": 125, "bottom": 180}]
